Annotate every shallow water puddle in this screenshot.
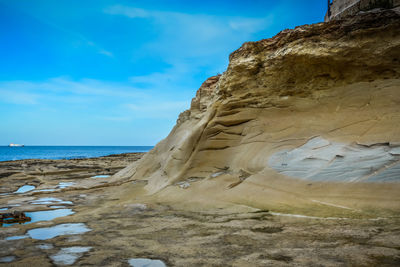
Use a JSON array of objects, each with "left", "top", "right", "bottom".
[
  {"left": 128, "top": 258, "right": 166, "bottom": 267},
  {"left": 57, "top": 182, "right": 75, "bottom": 189},
  {"left": 0, "top": 256, "right": 16, "bottom": 263},
  {"left": 2, "top": 209, "right": 74, "bottom": 227},
  {"left": 36, "top": 189, "right": 56, "bottom": 192},
  {"left": 91, "top": 175, "right": 110, "bottom": 179},
  {"left": 5, "top": 235, "right": 28, "bottom": 241},
  {"left": 50, "top": 246, "right": 91, "bottom": 265},
  {"left": 27, "top": 223, "right": 91, "bottom": 240},
  {"left": 15, "top": 185, "right": 35, "bottom": 194},
  {"left": 31, "top": 197, "right": 73, "bottom": 205},
  {"left": 27, "top": 209, "right": 74, "bottom": 223},
  {"left": 34, "top": 182, "right": 75, "bottom": 192}
]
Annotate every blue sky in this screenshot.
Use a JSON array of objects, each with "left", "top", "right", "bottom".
[{"left": 0, "top": 0, "right": 326, "bottom": 145}]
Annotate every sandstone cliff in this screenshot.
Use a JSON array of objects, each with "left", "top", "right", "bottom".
[
  {"left": 325, "top": 0, "right": 400, "bottom": 21},
  {"left": 113, "top": 10, "right": 400, "bottom": 216}
]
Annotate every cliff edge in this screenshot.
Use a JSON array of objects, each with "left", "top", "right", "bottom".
[{"left": 113, "top": 10, "right": 400, "bottom": 216}]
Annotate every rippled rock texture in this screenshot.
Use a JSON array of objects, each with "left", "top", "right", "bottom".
[
  {"left": 115, "top": 10, "right": 400, "bottom": 215},
  {"left": 269, "top": 136, "right": 400, "bottom": 182}
]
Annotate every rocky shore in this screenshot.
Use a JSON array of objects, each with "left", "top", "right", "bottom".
[
  {"left": 0, "top": 153, "right": 144, "bottom": 195},
  {"left": 113, "top": 9, "right": 400, "bottom": 217},
  {"left": 1, "top": 7, "right": 400, "bottom": 267},
  {"left": 0, "top": 152, "right": 399, "bottom": 266}
]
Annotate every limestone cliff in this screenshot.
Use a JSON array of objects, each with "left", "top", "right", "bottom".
[
  {"left": 113, "top": 10, "right": 400, "bottom": 216},
  {"left": 325, "top": 0, "right": 400, "bottom": 21}
]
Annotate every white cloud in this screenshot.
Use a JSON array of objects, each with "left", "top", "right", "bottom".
[
  {"left": 103, "top": 5, "right": 274, "bottom": 107},
  {"left": 101, "top": 116, "right": 132, "bottom": 121},
  {"left": 98, "top": 49, "right": 114, "bottom": 57},
  {"left": 104, "top": 5, "right": 273, "bottom": 62},
  {"left": 124, "top": 100, "right": 189, "bottom": 119},
  {"left": 0, "top": 77, "right": 148, "bottom": 98},
  {"left": 23, "top": 11, "right": 115, "bottom": 59},
  {"left": 0, "top": 89, "right": 40, "bottom": 105},
  {"left": 228, "top": 18, "right": 270, "bottom": 33},
  {"left": 0, "top": 77, "right": 192, "bottom": 120},
  {"left": 126, "top": 100, "right": 188, "bottom": 111},
  {"left": 130, "top": 72, "right": 176, "bottom": 87},
  {"left": 104, "top": 5, "right": 150, "bottom": 18},
  {"left": 0, "top": 77, "right": 144, "bottom": 107},
  {"left": 129, "top": 61, "right": 192, "bottom": 88}
]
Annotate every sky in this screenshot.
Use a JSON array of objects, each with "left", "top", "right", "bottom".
[{"left": 0, "top": 0, "right": 327, "bottom": 145}]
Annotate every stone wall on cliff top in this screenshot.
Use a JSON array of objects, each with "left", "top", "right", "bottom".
[
  {"left": 325, "top": 0, "right": 400, "bottom": 21},
  {"left": 112, "top": 10, "right": 400, "bottom": 212}
]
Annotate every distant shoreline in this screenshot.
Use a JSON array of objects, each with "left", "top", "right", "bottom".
[
  {"left": 0, "top": 145, "right": 153, "bottom": 147},
  {"left": 5, "top": 152, "right": 147, "bottom": 162},
  {"left": 0, "top": 152, "right": 146, "bottom": 163},
  {"left": 0, "top": 146, "right": 152, "bottom": 162}
]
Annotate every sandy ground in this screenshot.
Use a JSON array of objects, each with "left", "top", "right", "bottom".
[{"left": 0, "top": 154, "right": 399, "bottom": 266}]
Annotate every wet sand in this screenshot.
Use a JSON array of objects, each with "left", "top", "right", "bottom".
[{"left": 0, "top": 153, "right": 399, "bottom": 266}]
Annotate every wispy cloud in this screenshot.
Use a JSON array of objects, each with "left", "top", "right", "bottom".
[
  {"left": 125, "top": 100, "right": 188, "bottom": 119},
  {"left": 0, "top": 0, "right": 324, "bottom": 145},
  {"left": 104, "top": 5, "right": 150, "bottom": 18},
  {"left": 104, "top": 5, "right": 271, "bottom": 34},
  {"left": 0, "top": 77, "right": 147, "bottom": 99},
  {"left": 98, "top": 49, "right": 114, "bottom": 57},
  {"left": 11, "top": 6, "right": 115, "bottom": 59},
  {"left": 101, "top": 116, "right": 132, "bottom": 121},
  {"left": 102, "top": 4, "right": 274, "bottom": 114},
  {"left": 0, "top": 89, "right": 40, "bottom": 105},
  {"left": 104, "top": 5, "right": 272, "bottom": 69},
  {"left": 0, "top": 77, "right": 192, "bottom": 121},
  {"left": 228, "top": 18, "right": 270, "bottom": 33}
]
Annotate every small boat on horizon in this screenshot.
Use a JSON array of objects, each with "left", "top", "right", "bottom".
[{"left": 9, "top": 143, "right": 24, "bottom": 147}]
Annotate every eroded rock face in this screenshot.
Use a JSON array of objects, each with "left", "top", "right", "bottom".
[
  {"left": 219, "top": 10, "right": 400, "bottom": 100},
  {"left": 114, "top": 10, "right": 400, "bottom": 212},
  {"left": 190, "top": 75, "right": 221, "bottom": 112},
  {"left": 325, "top": 0, "right": 400, "bottom": 21},
  {"left": 269, "top": 136, "right": 400, "bottom": 182},
  {"left": 176, "top": 74, "right": 221, "bottom": 125}
]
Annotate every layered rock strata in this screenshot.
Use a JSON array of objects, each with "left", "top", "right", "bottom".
[
  {"left": 113, "top": 10, "right": 400, "bottom": 215},
  {"left": 325, "top": 0, "right": 400, "bottom": 21}
]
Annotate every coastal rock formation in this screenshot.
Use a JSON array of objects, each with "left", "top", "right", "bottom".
[
  {"left": 114, "top": 10, "right": 400, "bottom": 215},
  {"left": 325, "top": 0, "right": 400, "bottom": 21}
]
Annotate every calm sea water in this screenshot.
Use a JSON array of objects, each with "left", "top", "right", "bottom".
[{"left": 0, "top": 146, "right": 153, "bottom": 162}]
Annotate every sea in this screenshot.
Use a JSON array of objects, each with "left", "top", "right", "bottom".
[{"left": 0, "top": 146, "right": 153, "bottom": 162}]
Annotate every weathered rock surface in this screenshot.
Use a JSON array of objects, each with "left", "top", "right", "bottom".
[
  {"left": 325, "top": 0, "right": 400, "bottom": 21},
  {"left": 1, "top": 155, "right": 400, "bottom": 266},
  {"left": 114, "top": 10, "right": 400, "bottom": 215},
  {"left": 269, "top": 136, "right": 400, "bottom": 182},
  {"left": 0, "top": 153, "right": 143, "bottom": 195},
  {"left": 3, "top": 9, "right": 400, "bottom": 267}
]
